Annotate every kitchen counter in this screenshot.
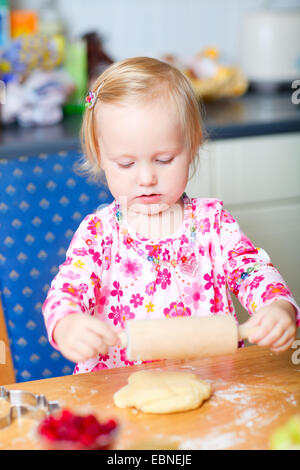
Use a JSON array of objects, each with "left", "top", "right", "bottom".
[
  {"left": 0, "top": 345, "right": 299, "bottom": 450},
  {"left": 0, "top": 91, "right": 299, "bottom": 158}
]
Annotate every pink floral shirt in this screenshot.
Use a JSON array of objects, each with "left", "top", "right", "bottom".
[{"left": 42, "top": 197, "right": 300, "bottom": 374}]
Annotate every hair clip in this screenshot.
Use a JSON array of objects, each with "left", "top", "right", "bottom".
[
  {"left": 85, "top": 91, "right": 97, "bottom": 109},
  {"left": 85, "top": 82, "right": 104, "bottom": 109}
]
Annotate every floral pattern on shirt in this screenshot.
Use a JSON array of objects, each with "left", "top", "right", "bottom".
[{"left": 42, "top": 198, "right": 300, "bottom": 374}]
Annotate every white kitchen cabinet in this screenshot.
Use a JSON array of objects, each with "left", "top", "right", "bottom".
[{"left": 186, "top": 132, "right": 300, "bottom": 326}]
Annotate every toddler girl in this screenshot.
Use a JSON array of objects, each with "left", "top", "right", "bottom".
[{"left": 42, "top": 57, "right": 299, "bottom": 374}]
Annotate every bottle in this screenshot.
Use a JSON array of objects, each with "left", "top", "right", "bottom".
[
  {"left": 10, "top": 10, "right": 38, "bottom": 39},
  {"left": 64, "top": 36, "right": 88, "bottom": 113},
  {"left": 39, "top": 0, "right": 65, "bottom": 61},
  {"left": 0, "top": 0, "right": 10, "bottom": 48}
]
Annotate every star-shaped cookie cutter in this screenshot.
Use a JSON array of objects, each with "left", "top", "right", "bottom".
[{"left": 0, "top": 386, "right": 60, "bottom": 429}]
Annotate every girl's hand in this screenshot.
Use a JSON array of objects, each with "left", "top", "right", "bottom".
[
  {"left": 244, "top": 300, "right": 297, "bottom": 352},
  {"left": 53, "top": 313, "right": 119, "bottom": 363}
]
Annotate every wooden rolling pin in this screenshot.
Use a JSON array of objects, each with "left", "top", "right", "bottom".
[{"left": 118, "top": 316, "right": 257, "bottom": 361}]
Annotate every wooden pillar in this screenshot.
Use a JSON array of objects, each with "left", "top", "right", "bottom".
[{"left": 0, "top": 298, "right": 15, "bottom": 385}]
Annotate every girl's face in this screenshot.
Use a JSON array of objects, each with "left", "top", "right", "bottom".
[{"left": 96, "top": 96, "right": 191, "bottom": 216}]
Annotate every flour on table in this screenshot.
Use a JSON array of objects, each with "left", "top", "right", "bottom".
[
  {"left": 180, "top": 365, "right": 197, "bottom": 371},
  {"left": 180, "top": 431, "right": 245, "bottom": 450},
  {"left": 284, "top": 393, "right": 298, "bottom": 407},
  {"left": 214, "top": 384, "right": 252, "bottom": 405}
]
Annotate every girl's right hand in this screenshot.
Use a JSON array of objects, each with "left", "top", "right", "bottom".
[{"left": 53, "top": 313, "right": 119, "bottom": 363}]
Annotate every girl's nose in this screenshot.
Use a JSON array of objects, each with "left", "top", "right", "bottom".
[{"left": 137, "top": 163, "right": 157, "bottom": 186}]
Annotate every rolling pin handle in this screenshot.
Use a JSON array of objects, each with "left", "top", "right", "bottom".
[{"left": 238, "top": 323, "right": 258, "bottom": 342}]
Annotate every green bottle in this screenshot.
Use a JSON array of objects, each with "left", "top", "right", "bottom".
[{"left": 64, "top": 38, "right": 88, "bottom": 114}]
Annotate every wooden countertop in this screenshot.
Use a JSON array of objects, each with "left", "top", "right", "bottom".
[{"left": 0, "top": 345, "right": 299, "bottom": 450}]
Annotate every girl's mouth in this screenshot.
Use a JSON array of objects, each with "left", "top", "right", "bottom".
[{"left": 137, "top": 194, "right": 161, "bottom": 203}]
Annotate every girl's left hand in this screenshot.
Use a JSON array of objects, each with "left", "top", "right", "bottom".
[{"left": 244, "top": 299, "right": 297, "bottom": 352}]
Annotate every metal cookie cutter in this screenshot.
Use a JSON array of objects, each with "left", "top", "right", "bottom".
[{"left": 0, "top": 386, "right": 60, "bottom": 429}]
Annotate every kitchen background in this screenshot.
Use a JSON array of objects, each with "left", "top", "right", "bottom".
[
  {"left": 0, "top": 0, "right": 300, "bottom": 383},
  {"left": 11, "top": 0, "right": 275, "bottom": 63}
]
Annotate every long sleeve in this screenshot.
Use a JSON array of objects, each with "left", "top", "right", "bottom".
[
  {"left": 42, "top": 214, "right": 106, "bottom": 348},
  {"left": 220, "top": 208, "right": 300, "bottom": 326}
]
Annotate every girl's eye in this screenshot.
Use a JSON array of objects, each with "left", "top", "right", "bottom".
[
  {"left": 117, "top": 158, "right": 173, "bottom": 168},
  {"left": 157, "top": 158, "right": 173, "bottom": 164},
  {"left": 118, "top": 162, "right": 134, "bottom": 168}
]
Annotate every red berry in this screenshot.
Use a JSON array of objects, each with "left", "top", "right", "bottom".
[{"left": 38, "top": 408, "right": 118, "bottom": 448}]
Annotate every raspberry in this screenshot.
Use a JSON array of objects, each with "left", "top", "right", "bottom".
[{"left": 38, "top": 408, "right": 118, "bottom": 449}]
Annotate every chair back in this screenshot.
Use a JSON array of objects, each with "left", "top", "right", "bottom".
[{"left": 0, "top": 149, "right": 113, "bottom": 382}]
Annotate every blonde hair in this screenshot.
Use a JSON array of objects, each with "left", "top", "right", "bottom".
[{"left": 80, "top": 56, "right": 205, "bottom": 184}]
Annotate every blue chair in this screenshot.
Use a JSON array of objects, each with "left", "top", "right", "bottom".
[{"left": 0, "top": 149, "right": 113, "bottom": 382}]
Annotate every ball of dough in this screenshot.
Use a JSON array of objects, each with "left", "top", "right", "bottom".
[{"left": 113, "top": 370, "right": 211, "bottom": 414}]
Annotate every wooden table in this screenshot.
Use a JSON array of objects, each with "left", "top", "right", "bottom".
[{"left": 0, "top": 345, "right": 299, "bottom": 450}]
